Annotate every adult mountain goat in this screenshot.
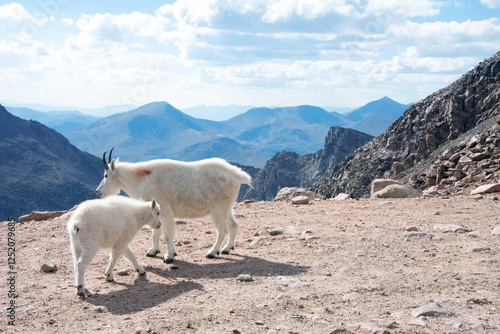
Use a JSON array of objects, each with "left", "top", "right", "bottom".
[
  {"left": 67, "top": 195, "right": 161, "bottom": 296},
  {"left": 96, "top": 149, "right": 252, "bottom": 264}
]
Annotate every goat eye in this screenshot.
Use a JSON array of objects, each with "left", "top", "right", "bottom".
[{"left": 105, "top": 174, "right": 108, "bottom": 178}]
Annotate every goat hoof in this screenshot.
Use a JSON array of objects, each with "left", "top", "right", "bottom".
[
  {"left": 164, "top": 258, "right": 174, "bottom": 264},
  {"left": 221, "top": 250, "right": 230, "bottom": 255},
  {"left": 138, "top": 271, "right": 146, "bottom": 276},
  {"left": 146, "top": 250, "right": 160, "bottom": 257},
  {"left": 206, "top": 253, "right": 216, "bottom": 259}
]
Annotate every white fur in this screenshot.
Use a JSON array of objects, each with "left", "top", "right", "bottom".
[
  {"left": 96, "top": 157, "right": 251, "bottom": 263},
  {"left": 67, "top": 195, "right": 161, "bottom": 296}
]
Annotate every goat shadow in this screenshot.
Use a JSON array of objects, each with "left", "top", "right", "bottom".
[
  {"left": 84, "top": 279, "right": 203, "bottom": 315},
  {"left": 84, "top": 254, "right": 309, "bottom": 315},
  {"left": 148, "top": 253, "right": 311, "bottom": 280}
]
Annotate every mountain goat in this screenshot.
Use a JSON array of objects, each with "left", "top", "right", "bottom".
[
  {"left": 95, "top": 149, "right": 252, "bottom": 264},
  {"left": 67, "top": 195, "right": 161, "bottom": 296}
]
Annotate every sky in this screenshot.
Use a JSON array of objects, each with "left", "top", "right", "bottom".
[{"left": 0, "top": 0, "right": 499, "bottom": 111}]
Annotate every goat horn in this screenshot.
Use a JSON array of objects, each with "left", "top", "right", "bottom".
[
  {"left": 102, "top": 151, "right": 109, "bottom": 170},
  {"left": 108, "top": 147, "right": 114, "bottom": 163}
]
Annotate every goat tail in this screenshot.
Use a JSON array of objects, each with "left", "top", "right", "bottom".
[{"left": 236, "top": 170, "right": 252, "bottom": 186}]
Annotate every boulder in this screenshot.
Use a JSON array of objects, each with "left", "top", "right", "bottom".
[
  {"left": 274, "top": 187, "right": 323, "bottom": 201},
  {"left": 291, "top": 196, "right": 310, "bottom": 205},
  {"left": 470, "top": 183, "right": 500, "bottom": 195},
  {"left": 370, "top": 179, "right": 402, "bottom": 197},
  {"left": 372, "top": 184, "right": 421, "bottom": 199},
  {"left": 333, "top": 193, "right": 351, "bottom": 200}
]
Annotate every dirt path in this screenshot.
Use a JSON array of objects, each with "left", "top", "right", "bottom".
[{"left": 1, "top": 197, "right": 500, "bottom": 333}]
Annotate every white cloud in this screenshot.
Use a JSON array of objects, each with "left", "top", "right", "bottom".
[
  {"left": 366, "top": 0, "right": 440, "bottom": 18},
  {"left": 480, "top": 0, "right": 500, "bottom": 8},
  {"left": 61, "top": 17, "right": 73, "bottom": 25},
  {"left": 0, "top": 2, "right": 49, "bottom": 25}
]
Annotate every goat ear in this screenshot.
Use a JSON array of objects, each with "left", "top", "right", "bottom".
[
  {"left": 151, "top": 198, "right": 156, "bottom": 209},
  {"left": 110, "top": 160, "right": 116, "bottom": 171}
]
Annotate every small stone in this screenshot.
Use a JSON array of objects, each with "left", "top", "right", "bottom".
[
  {"left": 232, "top": 330, "right": 241, "bottom": 334},
  {"left": 409, "top": 318, "right": 426, "bottom": 327},
  {"left": 300, "top": 230, "right": 319, "bottom": 241},
  {"left": 242, "top": 199, "right": 256, "bottom": 204},
  {"left": 403, "top": 232, "right": 430, "bottom": 239},
  {"left": 468, "top": 246, "right": 491, "bottom": 253},
  {"left": 41, "top": 263, "right": 56, "bottom": 273},
  {"left": 345, "top": 323, "right": 390, "bottom": 334},
  {"left": 433, "top": 224, "right": 470, "bottom": 233},
  {"left": 491, "top": 226, "right": 500, "bottom": 235},
  {"left": 468, "top": 231, "right": 480, "bottom": 238},
  {"left": 116, "top": 270, "right": 130, "bottom": 276},
  {"left": 405, "top": 226, "right": 418, "bottom": 231},
  {"left": 411, "top": 302, "right": 454, "bottom": 318},
  {"left": 95, "top": 306, "right": 105, "bottom": 313},
  {"left": 468, "top": 298, "right": 489, "bottom": 305},
  {"left": 255, "top": 320, "right": 264, "bottom": 325},
  {"left": 237, "top": 274, "right": 254, "bottom": 282}
]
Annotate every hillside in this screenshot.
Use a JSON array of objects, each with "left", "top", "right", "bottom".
[
  {"left": 0, "top": 105, "right": 102, "bottom": 219},
  {"left": 316, "top": 51, "right": 500, "bottom": 198}
]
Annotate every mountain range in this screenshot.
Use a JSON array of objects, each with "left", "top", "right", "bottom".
[
  {"left": 0, "top": 105, "right": 102, "bottom": 219},
  {"left": 58, "top": 97, "right": 407, "bottom": 167},
  {"left": 315, "top": 51, "right": 500, "bottom": 198}
]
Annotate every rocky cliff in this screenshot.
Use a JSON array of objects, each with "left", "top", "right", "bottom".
[
  {"left": 315, "top": 51, "right": 500, "bottom": 198},
  {"left": 239, "top": 127, "right": 373, "bottom": 201},
  {"left": 0, "top": 105, "right": 102, "bottom": 219}
]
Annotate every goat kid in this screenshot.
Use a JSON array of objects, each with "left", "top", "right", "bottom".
[
  {"left": 96, "top": 149, "right": 251, "bottom": 264},
  {"left": 67, "top": 195, "right": 161, "bottom": 296}
]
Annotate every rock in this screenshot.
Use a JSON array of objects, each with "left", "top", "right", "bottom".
[
  {"left": 372, "top": 184, "right": 421, "bottom": 199},
  {"left": 468, "top": 246, "right": 491, "bottom": 253},
  {"left": 19, "top": 210, "right": 67, "bottom": 223},
  {"left": 242, "top": 199, "right": 256, "bottom": 204},
  {"left": 409, "top": 318, "right": 426, "bottom": 327},
  {"left": 237, "top": 274, "right": 254, "bottom": 282},
  {"left": 247, "top": 236, "right": 268, "bottom": 247},
  {"left": 276, "top": 276, "right": 310, "bottom": 287},
  {"left": 370, "top": 179, "right": 402, "bottom": 197},
  {"left": 403, "top": 232, "right": 430, "bottom": 239},
  {"left": 255, "top": 320, "right": 264, "bottom": 325},
  {"left": 300, "top": 230, "right": 319, "bottom": 241},
  {"left": 41, "top": 263, "right": 56, "bottom": 273},
  {"left": 269, "top": 226, "right": 298, "bottom": 235},
  {"left": 470, "top": 183, "right": 500, "bottom": 195},
  {"left": 469, "top": 152, "right": 490, "bottom": 161},
  {"left": 292, "top": 196, "right": 310, "bottom": 205},
  {"left": 345, "top": 322, "right": 391, "bottom": 334},
  {"left": 342, "top": 292, "right": 361, "bottom": 302},
  {"left": 411, "top": 302, "right": 454, "bottom": 318},
  {"left": 274, "top": 187, "right": 323, "bottom": 202},
  {"left": 95, "top": 306, "right": 105, "bottom": 313},
  {"left": 116, "top": 270, "right": 130, "bottom": 276},
  {"left": 333, "top": 193, "right": 351, "bottom": 200},
  {"left": 491, "top": 226, "right": 500, "bottom": 235},
  {"left": 433, "top": 224, "right": 470, "bottom": 233}
]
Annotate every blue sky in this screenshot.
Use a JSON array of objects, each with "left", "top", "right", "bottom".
[{"left": 0, "top": 0, "right": 499, "bottom": 111}]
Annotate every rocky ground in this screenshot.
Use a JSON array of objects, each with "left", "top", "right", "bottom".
[{"left": 1, "top": 196, "right": 500, "bottom": 334}]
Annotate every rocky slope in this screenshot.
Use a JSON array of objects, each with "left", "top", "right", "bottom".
[
  {"left": 316, "top": 51, "right": 500, "bottom": 198},
  {"left": 239, "top": 127, "right": 373, "bottom": 201},
  {"left": 0, "top": 105, "right": 102, "bottom": 219}
]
